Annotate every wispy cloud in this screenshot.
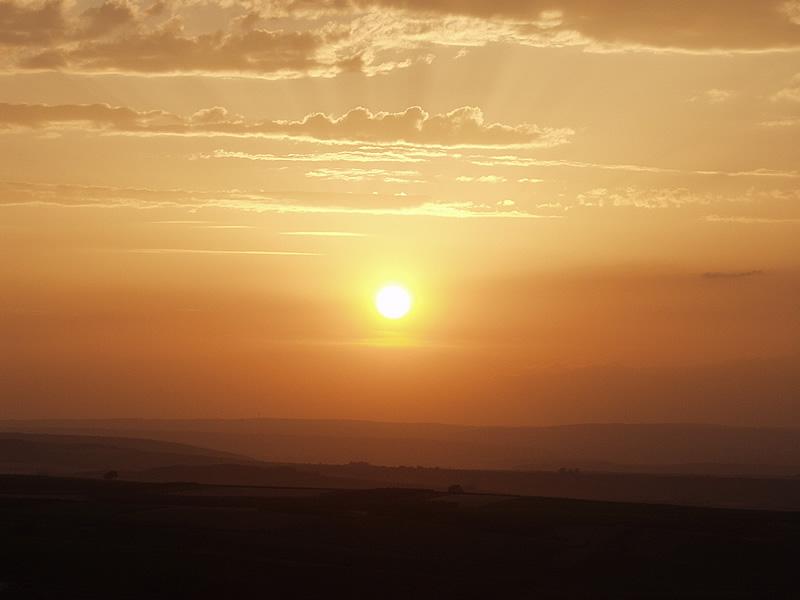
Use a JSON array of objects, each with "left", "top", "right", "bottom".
[
  {"left": 472, "top": 155, "right": 800, "bottom": 179},
  {"left": 702, "top": 214, "right": 800, "bottom": 223},
  {"left": 577, "top": 187, "right": 714, "bottom": 209},
  {"left": 702, "top": 270, "right": 764, "bottom": 279},
  {"left": 149, "top": 220, "right": 257, "bottom": 229},
  {"left": 760, "top": 117, "right": 800, "bottom": 127},
  {"left": 106, "top": 248, "right": 322, "bottom": 256},
  {"left": 191, "top": 148, "right": 442, "bottom": 163},
  {"left": 763, "top": 73, "right": 800, "bottom": 126},
  {"left": 280, "top": 231, "right": 370, "bottom": 237},
  {"left": 0, "top": 180, "right": 551, "bottom": 218},
  {"left": 304, "top": 167, "right": 424, "bottom": 183},
  {"left": 771, "top": 73, "right": 800, "bottom": 102},
  {"left": 260, "top": 201, "right": 557, "bottom": 219},
  {"left": 571, "top": 186, "right": 800, "bottom": 219},
  {"left": 688, "top": 88, "right": 737, "bottom": 103},
  {"left": 456, "top": 175, "right": 507, "bottom": 183}
]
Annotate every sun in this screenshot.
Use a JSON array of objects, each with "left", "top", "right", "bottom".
[{"left": 375, "top": 285, "right": 412, "bottom": 319}]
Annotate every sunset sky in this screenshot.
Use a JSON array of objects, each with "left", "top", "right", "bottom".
[{"left": 2, "top": 0, "right": 800, "bottom": 426}]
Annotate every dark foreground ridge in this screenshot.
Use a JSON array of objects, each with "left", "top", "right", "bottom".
[{"left": 2, "top": 474, "right": 799, "bottom": 599}]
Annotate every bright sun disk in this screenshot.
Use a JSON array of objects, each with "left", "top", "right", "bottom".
[{"left": 376, "top": 285, "right": 412, "bottom": 319}]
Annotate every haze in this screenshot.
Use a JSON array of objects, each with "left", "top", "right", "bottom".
[{"left": 2, "top": 0, "right": 800, "bottom": 426}]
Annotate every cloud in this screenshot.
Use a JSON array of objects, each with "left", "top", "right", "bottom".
[
  {"left": 471, "top": 155, "right": 800, "bottom": 179},
  {"left": 282, "top": 0, "right": 800, "bottom": 53},
  {"left": 0, "top": 180, "right": 555, "bottom": 218},
  {"left": 688, "top": 89, "right": 736, "bottom": 103},
  {"left": 280, "top": 231, "right": 370, "bottom": 236},
  {"left": 304, "top": 167, "right": 424, "bottom": 182},
  {"left": 0, "top": 100, "right": 168, "bottom": 129},
  {"left": 147, "top": 220, "right": 257, "bottom": 229},
  {"left": 5, "top": 0, "right": 796, "bottom": 79},
  {"left": 0, "top": 102, "right": 571, "bottom": 148},
  {"left": 3, "top": 1, "right": 359, "bottom": 77},
  {"left": 702, "top": 270, "right": 764, "bottom": 279},
  {"left": 761, "top": 117, "right": 800, "bottom": 127},
  {"left": 106, "top": 248, "right": 322, "bottom": 256},
  {"left": 190, "top": 148, "right": 442, "bottom": 163},
  {"left": 21, "top": 16, "right": 359, "bottom": 76},
  {"left": 76, "top": 0, "right": 137, "bottom": 41},
  {"left": 0, "top": 0, "right": 141, "bottom": 48},
  {"left": 456, "top": 175, "right": 507, "bottom": 183},
  {"left": 577, "top": 187, "right": 713, "bottom": 209},
  {"left": 771, "top": 73, "right": 800, "bottom": 102},
  {"left": 0, "top": 0, "right": 68, "bottom": 47},
  {"left": 701, "top": 215, "right": 800, "bottom": 224},
  {"left": 573, "top": 187, "right": 800, "bottom": 218},
  {"left": 281, "top": 106, "right": 570, "bottom": 148}
]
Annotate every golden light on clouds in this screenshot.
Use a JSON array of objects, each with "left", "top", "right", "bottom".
[{"left": 1, "top": 0, "right": 800, "bottom": 426}]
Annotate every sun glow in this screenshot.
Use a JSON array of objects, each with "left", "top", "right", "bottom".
[{"left": 375, "top": 285, "right": 412, "bottom": 319}]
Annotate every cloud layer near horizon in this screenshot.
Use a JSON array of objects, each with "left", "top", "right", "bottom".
[{"left": 2, "top": 0, "right": 799, "bottom": 79}]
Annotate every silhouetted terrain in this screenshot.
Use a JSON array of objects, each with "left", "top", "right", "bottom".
[
  {"left": 3, "top": 418, "right": 800, "bottom": 475},
  {"left": 3, "top": 433, "right": 800, "bottom": 511},
  {"left": 126, "top": 462, "right": 800, "bottom": 511},
  {"left": 128, "top": 463, "right": 398, "bottom": 490},
  {"left": 1, "top": 474, "right": 799, "bottom": 599}
]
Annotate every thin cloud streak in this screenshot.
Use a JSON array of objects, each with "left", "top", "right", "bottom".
[
  {"left": 230, "top": 200, "right": 556, "bottom": 219},
  {"left": 304, "top": 167, "right": 424, "bottom": 183},
  {"left": 191, "top": 149, "right": 441, "bottom": 163},
  {"left": 702, "top": 215, "right": 800, "bottom": 224},
  {"left": 102, "top": 248, "right": 324, "bottom": 256},
  {"left": 198, "top": 150, "right": 800, "bottom": 179},
  {"left": 472, "top": 156, "right": 800, "bottom": 179},
  {"left": 148, "top": 221, "right": 257, "bottom": 229},
  {"left": 280, "top": 231, "right": 371, "bottom": 237},
  {"left": 0, "top": 180, "right": 547, "bottom": 218},
  {"left": 702, "top": 270, "right": 764, "bottom": 279}
]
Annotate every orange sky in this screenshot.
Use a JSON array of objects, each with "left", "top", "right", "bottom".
[{"left": 2, "top": 0, "right": 800, "bottom": 425}]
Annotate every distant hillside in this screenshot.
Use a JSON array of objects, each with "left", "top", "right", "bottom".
[
  {"left": 2, "top": 419, "right": 800, "bottom": 475},
  {"left": 0, "top": 432, "right": 255, "bottom": 475}
]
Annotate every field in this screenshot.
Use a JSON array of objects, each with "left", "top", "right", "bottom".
[{"left": 2, "top": 474, "right": 799, "bottom": 599}]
